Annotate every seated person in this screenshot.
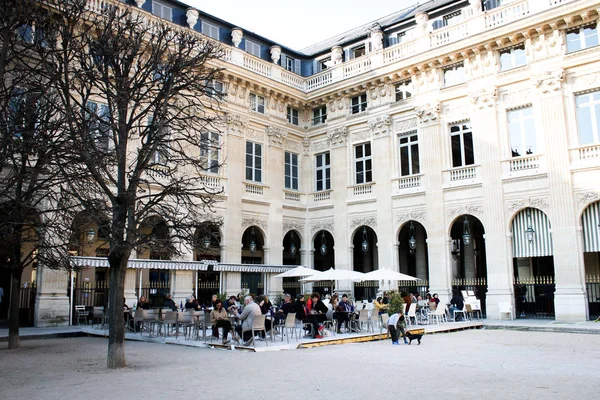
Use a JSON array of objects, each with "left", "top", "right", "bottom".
[
  {"left": 449, "top": 291, "right": 465, "bottom": 321},
  {"left": 292, "top": 294, "right": 306, "bottom": 323},
  {"left": 210, "top": 300, "right": 233, "bottom": 344},
  {"left": 278, "top": 294, "right": 294, "bottom": 317},
  {"left": 137, "top": 295, "right": 150, "bottom": 310},
  {"left": 224, "top": 296, "right": 239, "bottom": 313},
  {"left": 234, "top": 295, "right": 262, "bottom": 345},
  {"left": 163, "top": 293, "right": 178, "bottom": 311},
  {"left": 374, "top": 296, "right": 388, "bottom": 315},
  {"left": 210, "top": 294, "right": 218, "bottom": 309},
  {"left": 185, "top": 295, "right": 201, "bottom": 311},
  {"left": 306, "top": 293, "right": 328, "bottom": 338},
  {"left": 255, "top": 295, "right": 272, "bottom": 335},
  {"left": 334, "top": 294, "right": 354, "bottom": 333}
]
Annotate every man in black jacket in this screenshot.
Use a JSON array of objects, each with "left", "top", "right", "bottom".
[{"left": 163, "top": 293, "right": 178, "bottom": 311}]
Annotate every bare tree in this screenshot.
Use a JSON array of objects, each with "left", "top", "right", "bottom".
[
  {"left": 43, "top": 0, "right": 225, "bottom": 367},
  {"left": 0, "top": 0, "right": 77, "bottom": 349}
]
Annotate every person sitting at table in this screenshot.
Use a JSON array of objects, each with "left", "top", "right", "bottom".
[
  {"left": 334, "top": 294, "right": 354, "bottom": 334},
  {"left": 163, "top": 293, "right": 178, "bottom": 311},
  {"left": 431, "top": 293, "right": 440, "bottom": 306},
  {"left": 306, "top": 293, "right": 328, "bottom": 339},
  {"left": 274, "top": 294, "right": 293, "bottom": 325},
  {"left": 330, "top": 293, "right": 339, "bottom": 311},
  {"left": 210, "top": 299, "right": 233, "bottom": 344},
  {"left": 401, "top": 292, "right": 412, "bottom": 315},
  {"left": 224, "top": 296, "right": 238, "bottom": 313},
  {"left": 137, "top": 295, "right": 150, "bottom": 310},
  {"left": 234, "top": 295, "right": 262, "bottom": 346},
  {"left": 449, "top": 290, "right": 465, "bottom": 321},
  {"left": 123, "top": 298, "right": 130, "bottom": 311},
  {"left": 292, "top": 294, "right": 306, "bottom": 324},
  {"left": 209, "top": 294, "right": 218, "bottom": 309},
  {"left": 185, "top": 295, "right": 201, "bottom": 311},
  {"left": 374, "top": 296, "right": 388, "bottom": 315},
  {"left": 255, "top": 295, "right": 272, "bottom": 336}
]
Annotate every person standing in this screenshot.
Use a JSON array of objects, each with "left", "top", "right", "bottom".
[{"left": 387, "top": 310, "right": 408, "bottom": 345}]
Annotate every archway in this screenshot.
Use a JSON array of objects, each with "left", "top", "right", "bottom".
[
  {"left": 138, "top": 216, "right": 173, "bottom": 307},
  {"left": 397, "top": 220, "right": 429, "bottom": 297},
  {"left": 194, "top": 224, "right": 221, "bottom": 305},
  {"left": 282, "top": 230, "right": 301, "bottom": 297},
  {"left": 581, "top": 201, "right": 600, "bottom": 320},
  {"left": 352, "top": 226, "right": 378, "bottom": 301},
  {"left": 241, "top": 226, "right": 265, "bottom": 295},
  {"left": 511, "top": 208, "right": 555, "bottom": 319},
  {"left": 449, "top": 214, "right": 488, "bottom": 317},
  {"left": 312, "top": 230, "right": 334, "bottom": 295}
]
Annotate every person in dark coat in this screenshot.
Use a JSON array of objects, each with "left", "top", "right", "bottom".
[{"left": 163, "top": 293, "right": 177, "bottom": 311}]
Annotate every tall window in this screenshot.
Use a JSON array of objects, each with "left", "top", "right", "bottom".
[
  {"left": 499, "top": 44, "right": 526, "bottom": 71},
  {"left": 286, "top": 106, "right": 299, "bottom": 125},
  {"left": 207, "top": 80, "right": 224, "bottom": 98},
  {"left": 450, "top": 123, "right": 474, "bottom": 168},
  {"left": 355, "top": 142, "right": 372, "bottom": 184},
  {"left": 575, "top": 91, "right": 600, "bottom": 145},
  {"left": 201, "top": 22, "right": 219, "bottom": 40},
  {"left": 351, "top": 45, "right": 366, "bottom": 59},
  {"left": 312, "top": 106, "right": 327, "bottom": 126},
  {"left": 284, "top": 152, "right": 299, "bottom": 190},
  {"left": 443, "top": 63, "right": 466, "bottom": 87},
  {"left": 249, "top": 93, "right": 265, "bottom": 114},
  {"left": 508, "top": 107, "right": 536, "bottom": 157},
  {"left": 315, "top": 153, "right": 331, "bottom": 191},
  {"left": 245, "top": 40, "right": 261, "bottom": 57},
  {"left": 152, "top": 1, "right": 172, "bottom": 21},
  {"left": 566, "top": 24, "right": 599, "bottom": 53},
  {"left": 399, "top": 131, "right": 420, "bottom": 176},
  {"left": 350, "top": 93, "right": 368, "bottom": 114},
  {"left": 147, "top": 114, "right": 169, "bottom": 165},
  {"left": 245, "top": 141, "right": 262, "bottom": 182},
  {"left": 86, "top": 101, "right": 110, "bottom": 151},
  {"left": 200, "top": 131, "right": 219, "bottom": 173},
  {"left": 395, "top": 80, "right": 412, "bottom": 102}
]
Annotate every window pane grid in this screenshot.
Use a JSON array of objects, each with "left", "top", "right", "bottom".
[
  {"left": 354, "top": 143, "right": 372, "bottom": 184},
  {"left": 449, "top": 123, "right": 474, "bottom": 167},
  {"left": 399, "top": 131, "right": 419, "bottom": 176},
  {"left": 315, "top": 153, "right": 331, "bottom": 191},
  {"left": 285, "top": 152, "right": 299, "bottom": 190},
  {"left": 576, "top": 91, "right": 600, "bottom": 145},
  {"left": 246, "top": 141, "right": 262, "bottom": 182}
]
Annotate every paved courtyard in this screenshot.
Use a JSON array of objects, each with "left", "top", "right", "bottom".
[{"left": 1, "top": 329, "right": 599, "bottom": 399}]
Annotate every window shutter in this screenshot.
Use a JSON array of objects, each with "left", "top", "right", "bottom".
[
  {"left": 312, "top": 60, "right": 318, "bottom": 74},
  {"left": 344, "top": 48, "right": 350, "bottom": 61},
  {"left": 294, "top": 59, "right": 302, "bottom": 75},
  {"left": 280, "top": 53, "right": 287, "bottom": 68}
]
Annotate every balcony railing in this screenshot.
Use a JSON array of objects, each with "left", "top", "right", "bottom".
[
  {"left": 444, "top": 165, "right": 480, "bottom": 187},
  {"left": 485, "top": 0, "right": 530, "bottom": 29},
  {"left": 243, "top": 54, "right": 272, "bottom": 78},
  {"left": 313, "top": 190, "right": 332, "bottom": 202},
  {"left": 284, "top": 190, "right": 301, "bottom": 202},
  {"left": 450, "top": 165, "right": 477, "bottom": 181},
  {"left": 351, "top": 182, "right": 375, "bottom": 196},
  {"left": 502, "top": 155, "right": 546, "bottom": 178},
  {"left": 509, "top": 154, "right": 541, "bottom": 171},
  {"left": 397, "top": 174, "right": 423, "bottom": 189},
  {"left": 342, "top": 56, "right": 372, "bottom": 79},
  {"left": 245, "top": 182, "right": 265, "bottom": 195},
  {"left": 577, "top": 144, "right": 600, "bottom": 160}
]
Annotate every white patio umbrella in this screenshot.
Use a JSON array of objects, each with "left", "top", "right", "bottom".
[
  {"left": 299, "top": 268, "right": 365, "bottom": 282},
  {"left": 362, "top": 268, "right": 419, "bottom": 282},
  {"left": 274, "top": 266, "right": 318, "bottom": 278}
]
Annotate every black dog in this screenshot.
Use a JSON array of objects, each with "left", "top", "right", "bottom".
[{"left": 405, "top": 331, "right": 423, "bottom": 345}]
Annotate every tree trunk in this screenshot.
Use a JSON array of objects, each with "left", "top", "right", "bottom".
[
  {"left": 7, "top": 271, "right": 21, "bottom": 349},
  {"left": 106, "top": 257, "right": 127, "bottom": 368}
]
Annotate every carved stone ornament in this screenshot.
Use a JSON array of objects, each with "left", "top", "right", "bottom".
[
  {"left": 327, "top": 127, "right": 349, "bottom": 147},
  {"left": 532, "top": 70, "right": 565, "bottom": 93},
  {"left": 396, "top": 211, "right": 426, "bottom": 225},
  {"left": 311, "top": 220, "right": 335, "bottom": 236},
  {"left": 469, "top": 87, "right": 498, "bottom": 109},
  {"left": 231, "top": 28, "right": 243, "bottom": 48},
  {"left": 368, "top": 115, "right": 391, "bottom": 136},
  {"left": 331, "top": 46, "right": 343, "bottom": 66},
  {"left": 135, "top": 0, "right": 146, "bottom": 7},
  {"left": 266, "top": 125, "right": 287, "bottom": 146},
  {"left": 226, "top": 113, "right": 249, "bottom": 135},
  {"left": 312, "top": 140, "right": 329, "bottom": 152},
  {"left": 577, "top": 192, "right": 599, "bottom": 206},
  {"left": 446, "top": 204, "right": 483, "bottom": 219},
  {"left": 270, "top": 46, "right": 281, "bottom": 64},
  {"left": 569, "top": 72, "right": 600, "bottom": 93},
  {"left": 186, "top": 8, "right": 199, "bottom": 29},
  {"left": 368, "top": 23, "right": 384, "bottom": 52},
  {"left": 469, "top": 0, "right": 482, "bottom": 14},
  {"left": 395, "top": 118, "right": 417, "bottom": 134},
  {"left": 242, "top": 217, "right": 267, "bottom": 230},
  {"left": 416, "top": 103, "right": 440, "bottom": 124},
  {"left": 302, "top": 137, "right": 311, "bottom": 154},
  {"left": 283, "top": 220, "right": 304, "bottom": 235},
  {"left": 350, "top": 216, "right": 378, "bottom": 230},
  {"left": 507, "top": 197, "right": 550, "bottom": 213}
]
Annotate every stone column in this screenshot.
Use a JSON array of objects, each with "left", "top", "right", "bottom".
[
  {"left": 34, "top": 266, "right": 70, "bottom": 327},
  {"left": 172, "top": 270, "right": 194, "bottom": 309},
  {"left": 418, "top": 103, "right": 452, "bottom": 301},
  {"left": 535, "top": 71, "right": 587, "bottom": 321},
  {"left": 124, "top": 269, "right": 138, "bottom": 308},
  {"left": 223, "top": 128, "right": 245, "bottom": 264},
  {"left": 468, "top": 87, "right": 513, "bottom": 319}
]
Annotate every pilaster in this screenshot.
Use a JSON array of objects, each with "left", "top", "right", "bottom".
[
  {"left": 124, "top": 269, "right": 138, "bottom": 308},
  {"left": 172, "top": 270, "right": 194, "bottom": 309},
  {"left": 34, "top": 266, "right": 70, "bottom": 327}
]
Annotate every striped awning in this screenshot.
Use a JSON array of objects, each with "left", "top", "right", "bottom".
[
  {"left": 583, "top": 201, "right": 600, "bottom": 252},
  {"left": 213, "top": 264, "right": 296, "bottom": 273},
  {"left": 70, "top": 256, "right": 209, "bottom": 271},
  {"left": 512, "top": 208, "right": 553, "bottom": 258}
]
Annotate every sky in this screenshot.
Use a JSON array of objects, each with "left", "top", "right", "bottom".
[{"left": 185, "top": 0, "right": 420, "bottom": 50}]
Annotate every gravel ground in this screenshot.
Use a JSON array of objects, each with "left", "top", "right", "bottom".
[{"left": 1, "top": 329, "right": 599, "bottom": 400}]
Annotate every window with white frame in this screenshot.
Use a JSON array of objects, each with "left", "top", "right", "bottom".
[
  {"left": 354, "top": 142, "right": 372, "bottom": 184},
  {"left": 152, "top": 1, "right": 172, "bottom": 21},
  {"left": 245, "top": 141, "right": 262, "bottom": 182},
  {"left": 444, "top": 63, "right": 466, "bottom": 87},
  {"left": 318, "top": 58, "right": 330, "bottom": 72},
  {"left": 351, "top": 45, "right": 366, "bottom": 59},
  {"left": 201, "top": 21, "right": 220, "bottom": 40},
  {"left": 499, "top": 44, "right": 526, "bottom": 71},
  {"left": 86, "top": 101, "right": 110, "bottom": 151},
  {"left": 245, "top": 40, "right": 261, "bottom": 57},
  {"left": 389, "top": 31, "right": 407, "bottom": 46},
  {"left": 350, "top": 93, "right": 368, "bottom": 114},
  {"left": 200, "top": 131, "right": 220, "bottom": 173},
  {"left": 575, "top": 90, "right": 600, "bottom": 146},
  {"left": 312, "top": 106, "right": 327, "bottom": 125},
  {"left": 207, "top": 80, "right": 224, "bottom": 98},
  {"left": 249, "top": 93, "right": 265, "bottom": 114},
  {"left": 285, "top": 56, "right": 294, "bottom": 72},
  {"left": 507, "top": 107, "right": 537, "bottom": 157},
  {"left": 399, "top": 131, "right": 420, "bottom": 176},
  {"left": 287, "top": 106, "right": 299, "bottom": 125},
  {"left": 285, "top": 152, "right": 299, "bottom": 190},
  {"left": 315, "top": 152, "right": 331, "bottom": 191},
  {"left": 450, "top": 122, "right": 474, "bottom": 168},
  {"left": 566, "top": 24, "right": 599, "bottom": 53},
  {"left": 395, "top": 79, "right": 412, "bottom": 102},
  {"left": 147, "top": 114, "right": 170, "bottom": 165}
]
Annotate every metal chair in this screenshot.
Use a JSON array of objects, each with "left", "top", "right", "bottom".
[
  {"left": 406, "top": 303, "right": 418, "bottom": 326},
  {"left": 244, "top": 315, "right": 267, "bottom": 347},
  {"left": 379, "top": 313, "right": 390, "bottom": 340},
  {"left": 279, "top": 312, "right": 297, "bottom": 343},
  {"left": 92, "top": 307, "right": 105, "bottom": 329},
  {"left": 357, "top": 309, "right": 373, "bottom": 333},
  {"left": 75, "top": 305, "right": 88, "bottom": 326}
]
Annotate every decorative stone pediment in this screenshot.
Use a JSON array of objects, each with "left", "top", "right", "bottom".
[
  {"left": 569, "top": 72, "right": 600, "bottom": 93},
  {"left": 283, "top": 220, "right": 304, "bottom": 235},
  {"left": 312, "top": 140, "right": 329, "bottom": 153},
  {"left": 242, "top": 217, "right": 267, "bottom": 230},
  {"left": 506, "top": 197, "right": 550, "bottom": 214},
  {"left": 416, "top": 103, "right": 440, "bottom": 124},
  {"left": 349, "top": 216, "right": 377, "bottom": 230},
  {"left": 395, "top": 118, "right": 417, "bottom": 133},
  {"left": 266, "top": 125, "right": 287, "bottom": 147},
  {"left": 577, "top": 191, "right": 599, "bottom": 206},
  {"left": 469, "top": 87, "right": 497, "bottom": 109},
  {"left": 226, "top": 113, "right": 249, "bottom": 136},
  {"left": 368, "top": 115, "right": 391, "bottom": 136},
  {"left": 446, "top": 204, "right": 484, "bottom": 220},
  {"left": 327, "top": 127, "right": 348, "bottom": 148},
  {"left": 310, "top": 220, "right": 335, "bottom": 236},
  {"left": 395, "top": 211, "right": 426, "bottom": 226},
  {"left": 532, "top": 70, "right": 564, "bottom": 94}
]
